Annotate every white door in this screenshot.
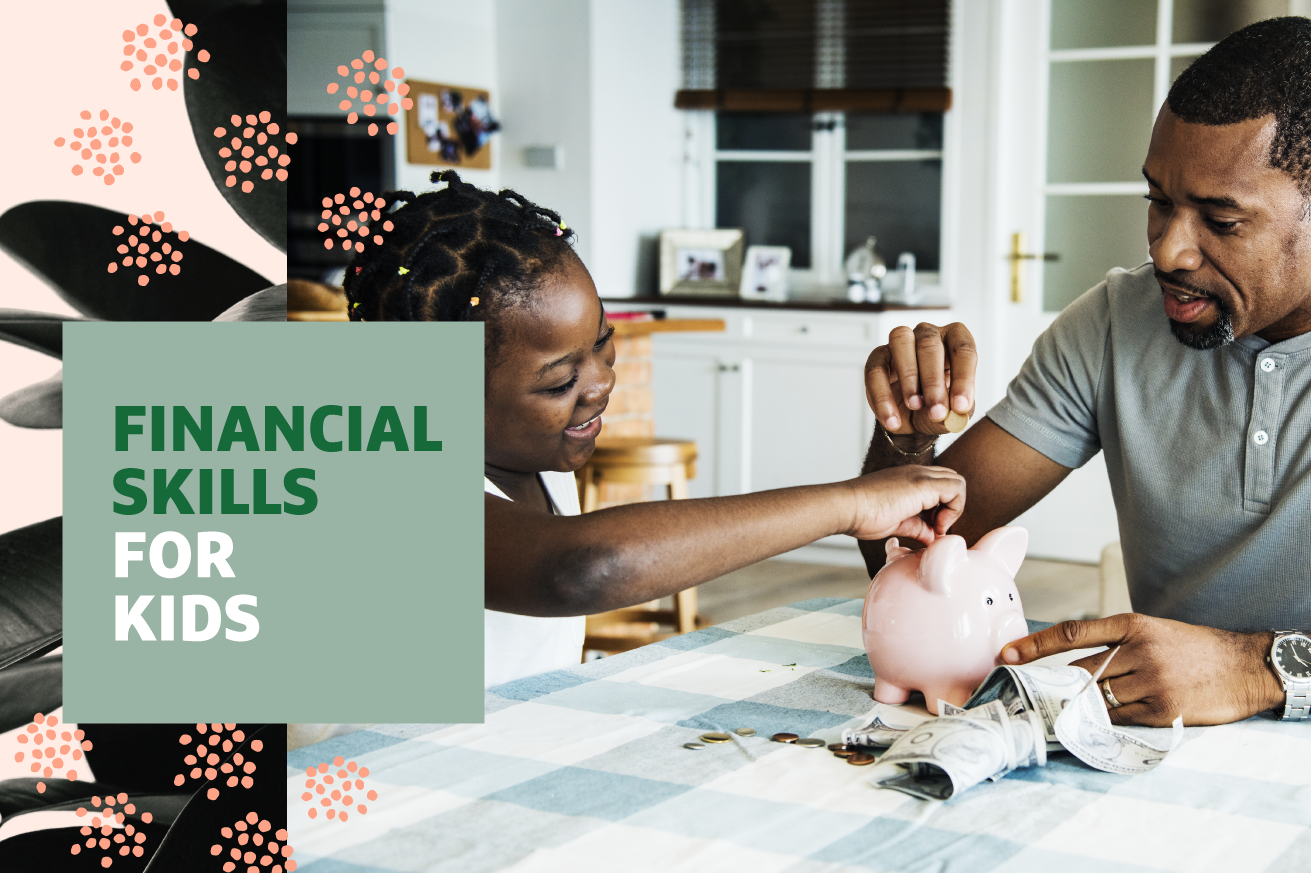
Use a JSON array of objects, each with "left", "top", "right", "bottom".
[{"left": 980, "top": 0, "right": 1297, "bottom": 562}]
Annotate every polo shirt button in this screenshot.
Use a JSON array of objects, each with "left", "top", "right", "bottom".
[
  {"left": 1254, "top": 430, "right": 1269, "bottom": 445},
  {"left": 1261, "top": 358, "right": 1276, "bottom": 372}
]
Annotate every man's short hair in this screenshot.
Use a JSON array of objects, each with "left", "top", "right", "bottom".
[{"left": 1168, "top": 17, "right": 1311, "bottom": 194}]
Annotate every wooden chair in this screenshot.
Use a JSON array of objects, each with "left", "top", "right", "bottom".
[{"left": 577, "top": 438, "right": 703, "bottom": 654}]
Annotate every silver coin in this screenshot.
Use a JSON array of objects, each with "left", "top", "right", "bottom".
[
  {"left": 795, "top": 738, "right": 826, "bottom": 748},
  {"left": 683, "top": 742, "right": 706, "bottom": 750},
  {"left": 734, "top": 728, "right": 757, "bottom": 737}
]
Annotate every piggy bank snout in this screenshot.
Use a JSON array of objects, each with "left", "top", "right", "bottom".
[{"left": 992, "top": 611, "right": 1029, "bottom": 651}]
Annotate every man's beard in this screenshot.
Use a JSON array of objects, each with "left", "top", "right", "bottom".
[
  {"left": 1169, "top": 300, "right": 1235, "bottom": 349},
  {"left": 1157, "top": 270, "right": 1236, "bottom": 350}
]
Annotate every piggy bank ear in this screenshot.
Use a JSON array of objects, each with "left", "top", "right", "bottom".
[
  {"left": 918, "top": 535, "right": 968, "bottom": 596},
  {"left": 972, "top": 526, "right": 1028, "bottom": 578},
  {"left": 884, "top": 538, "right": 913, "bottom": 564}
]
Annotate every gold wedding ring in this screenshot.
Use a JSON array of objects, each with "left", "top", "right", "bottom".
[{"left": 1102, "top": 679, "right": 1123, "bottom": 709}]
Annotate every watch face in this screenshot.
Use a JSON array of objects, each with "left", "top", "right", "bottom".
[{"left": 1275, "top": 637, "right": 1311, "bottom": 680}]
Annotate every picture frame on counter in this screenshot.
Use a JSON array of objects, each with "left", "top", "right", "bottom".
[
  {"left": 659, "top": 228, "right": 744, "bottom": 297},
  {"left": 738, "top": 245, "right": 791, "bottom": 302}
]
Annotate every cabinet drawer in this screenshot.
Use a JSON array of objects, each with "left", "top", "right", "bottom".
[{"left": 747, "top": 316, "right": 871, "bottom": 346}]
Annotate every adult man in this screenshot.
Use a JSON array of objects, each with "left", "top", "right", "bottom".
[{"left": 861, "top": 17, "right": 1311, "bottom": 727}]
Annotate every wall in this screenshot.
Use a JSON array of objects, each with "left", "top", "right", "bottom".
[
  {"left": 494, "top": 0, "right": 683, "bottom": 293},
  {"left": 496, "top": 0, "right": 593, "bottom": 266},
  {"left": 587, "top": 0, "right": 684, "bottom": 298},
  {"left": 386, "top": 0, "right": 499, "bottom": 193}
]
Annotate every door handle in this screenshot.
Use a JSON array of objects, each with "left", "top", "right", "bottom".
[
  {"left": 717, "top": 363, "right": 740, "bottom": 372},
  {"left": 1008, "top": 232, "right": 1059, "bottom": 303}
]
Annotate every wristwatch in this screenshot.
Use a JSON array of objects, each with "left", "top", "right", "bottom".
[{"left": 1267, "top": 631, "right": 1311, "bottom": 720}]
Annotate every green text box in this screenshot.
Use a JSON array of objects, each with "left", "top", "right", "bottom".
[{"left": 63, "top": 323, "right": 483, "bottom": 723}]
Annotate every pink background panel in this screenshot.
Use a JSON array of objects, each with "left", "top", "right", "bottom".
[{"left": 0, "top": 0, "right": 287, "bottom": 533}]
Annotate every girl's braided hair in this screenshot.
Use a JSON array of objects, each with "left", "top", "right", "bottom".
[{"left": 343, "top": 170, "right": 578, "bottom": 363}]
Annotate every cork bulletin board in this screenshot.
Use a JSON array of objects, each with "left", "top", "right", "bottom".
[{"left": 404, "top": 79, "right": 497, "bottom": 170}]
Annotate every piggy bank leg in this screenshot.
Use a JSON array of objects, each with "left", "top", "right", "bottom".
[
  {"left": 926, "top": 683, "right": 978, "bottom": 711},
  {"left": 873, "top": 679, "right": 911, "bottom": 705}
]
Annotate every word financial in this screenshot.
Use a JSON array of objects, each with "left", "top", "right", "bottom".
[{"left": 112, "top": 404, "right": 442, "bottom": 514}]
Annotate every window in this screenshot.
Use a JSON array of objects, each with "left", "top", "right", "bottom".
[
  {"left": 1041, "top": 0, "right": 1283, "bottom": 310},
  {"left": 680, "top": 0, "right": 951, "bottom": 290},
  {"left": 712, "top": 112, "right": 942, "bottom": 284}
]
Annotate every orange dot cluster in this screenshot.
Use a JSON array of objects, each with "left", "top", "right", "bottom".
[
  {"left": 212, "top": 113, "right": 295, "bottom": 193},
  {"left": 107, "top": 212, "right": 189, "bottom": 287},
  {"left": 120, "top": 13, "right": 207, "bottom": 91},
  {"left": 320, "top": 187, "right": 393, "bottom": 252},
  {"left": 209, "top": 812, "right": 296, "bottom": 873},
  {"left": 327, "top": 50, "right": 410, "bottom": 136},
  {"left": 54, "top": 109, "right": 140, "bottom": 185},
  {"left": 14, "top": 712, "right": 89, "bottom": 793},
  {"left": 69, "top": 792, "right": 153, "bottom": 867},
  {"left": 301, "top": 756, "right": 377, "bottom": 822},
  {"left": 173, "top": 724, "right": 265, "bottom": 801}
]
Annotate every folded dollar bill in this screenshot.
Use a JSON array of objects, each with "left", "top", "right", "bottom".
[{"left": 852, "top": 662, "right": 1183, "bottom": 800}]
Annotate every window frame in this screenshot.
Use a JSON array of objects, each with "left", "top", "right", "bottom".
[{"left": 684, "top": 109, "right": 951, "bottom": 295}]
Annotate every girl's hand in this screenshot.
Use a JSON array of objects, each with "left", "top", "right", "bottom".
[{"left": 843, "top": 465, "right": 966, "bottom": 544}]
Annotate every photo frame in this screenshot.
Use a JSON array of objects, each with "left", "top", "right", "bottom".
[
  {"left": 659, "top": 229, "right": 745, "bottom": 297},
  {"left": 739, "top": 245, "right": 792, "bottom": 302},
  {"left": 404, "top": 79, "right": 499, "bottom": 170}
]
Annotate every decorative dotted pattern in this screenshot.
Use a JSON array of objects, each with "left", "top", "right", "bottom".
[
  {"left": 120, "top": 13, "right": 207, "bottom": 91},
  {"left": 13, "top": 712, "right": 90, "bottom": 793},
  {"left": 172, "top": 724, "right": 264, "bottom": 800},
  {"left": 211, "top": 113, "right": 295, "bottom": 192},
  {"left": 54, "top": 109, "right": 140, "bottom": 185},
  {"left": 209, "top": 813, "right": 296, "bottom": 873},
  {"left": 326, "top": 50, "right": 411, "bottom": 136},
  {"left": 108, "top": 211, "right": 189, "bottom": 286},
  {"left": 319, "top": 188, "right": 393, "bottom": 252},
  {"left": 301, "top": 756, "right": 377, "bottom": 822},
  {"left": 70, "top": 792, "right": 153, "bottom": 867}
]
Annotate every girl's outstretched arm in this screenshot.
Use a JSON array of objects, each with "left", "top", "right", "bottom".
[{"left": 485, "top": 464, "right": 965, "bottom": 616}]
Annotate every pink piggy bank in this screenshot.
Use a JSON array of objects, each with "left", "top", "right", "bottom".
[{"left": 863, "top": 527, "right": 1029, "bottom": 709}]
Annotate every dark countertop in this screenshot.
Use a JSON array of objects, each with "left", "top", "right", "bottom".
[{"left": 602, "top": 295, "right": 950, "bottom": 313}]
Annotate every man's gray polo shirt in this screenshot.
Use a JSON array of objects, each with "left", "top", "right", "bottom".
[{"left": 987, "top": 262, "right": 1310, "bottom": 631}]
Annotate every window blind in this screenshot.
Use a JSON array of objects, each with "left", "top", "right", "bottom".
[{"left": 678, "top": 0, "right": 951, "bottom": 112}]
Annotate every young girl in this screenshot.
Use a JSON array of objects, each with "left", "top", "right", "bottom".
[{"left": 345, "top": 171, "right": 967, "bottom": 687}]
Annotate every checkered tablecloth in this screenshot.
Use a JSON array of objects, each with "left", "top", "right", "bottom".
[{"left": 287, "top": 598, "right": 1311, "bottom": 872}]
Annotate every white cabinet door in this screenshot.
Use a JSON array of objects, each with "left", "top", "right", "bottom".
[
  {"left": 650, "top": 349, "right": 730, "bottom": 499},
  {"left": 747, "top": 352, "right": 871, "bottom": 493}
]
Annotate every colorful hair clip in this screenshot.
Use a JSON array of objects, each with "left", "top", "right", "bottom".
[
  {"left": 555, "top": 221, "right": 568, "bottom": 237},
  {"left": 355, "top": 266, "right": 362, "bottom": 273},
  {"left": 398, "top": 266, "right": 410, "bottom": 275},
  {"left": 352, "top": 302, "right": 359, "bottom": 308},
  {"left": 470, "top": 296, "right": 480, "bottom": 306},
  {"left": 554, "top": 227, "right": 562, "bottom": 236}
]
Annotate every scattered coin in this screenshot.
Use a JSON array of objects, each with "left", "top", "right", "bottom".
[
  {"left": 734, "top": 727, "right": 757, "bottom": 737},
  {"left": 700, "top": 732, "right": 733, "bottom": 744},
  {"left": 847, "top": 753, "right": 877, "bottom": 766},
  {"left": 829, "top": 744, "right": 861, "bottom": 757},
  {"left": 771, "top": 732, "right": 799, "bottom": 743},
  {"left": 684, "top": 742, "right": 706, "bottom": 750},
  {"left": 795, "top": 738, "right": 826, "bottom": 748}
]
